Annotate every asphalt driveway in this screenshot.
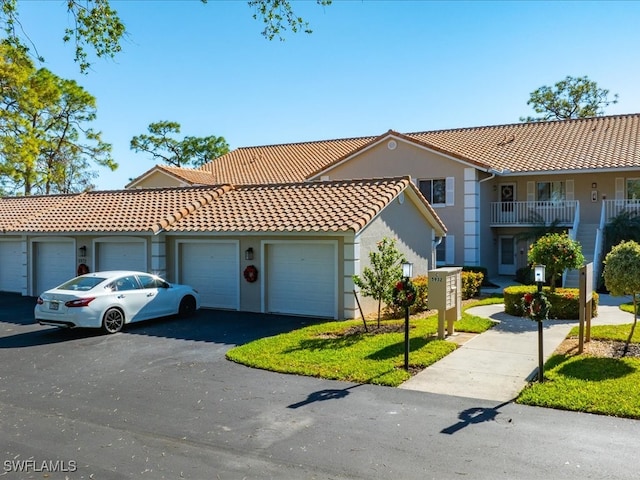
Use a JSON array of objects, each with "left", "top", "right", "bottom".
[{"left": 0, "top": 293, "right": 637, "bottom": 480}]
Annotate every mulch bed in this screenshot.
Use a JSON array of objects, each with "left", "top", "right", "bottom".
[{"left": 555, "top": 337, "right": 640, "bottom": 359}]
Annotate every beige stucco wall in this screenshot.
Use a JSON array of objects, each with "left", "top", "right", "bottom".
[
  {"left": 319, "top": 139, "right": 468, "bottom": 268},
  {"left": 353, "top": 192, "right": 434, "bottom": 317},
  {"left": 129, "top": 172, "right": 188, "bottom": 189}
]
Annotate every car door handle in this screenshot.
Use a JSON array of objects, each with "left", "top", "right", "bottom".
[
  {"left": 147, "top": 293, "right": 155, "bottom": 297},
  {"left": 117, "top": 294, "right": 125, "bottom": 299}
]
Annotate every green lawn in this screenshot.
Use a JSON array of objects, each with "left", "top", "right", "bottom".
[
  {"left": 228, "top": 297, "right": 640, "bottom": 419},
  {"left": 226, "top": 300, "right": 499, "bottom": 387},
  {"left": 517, "top": 322, "right": 640, "bottom": 419}
]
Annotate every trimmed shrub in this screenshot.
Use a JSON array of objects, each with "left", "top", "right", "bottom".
[
  {"left": 461, "top": 271, "right": 483, "bottom": 299},
  {"left": 410, "top": 275, "right": 429, "bottom": 313},
  {"left": 504, "top": 285, "right": 598, "bottom": 319},
  {"left": 463, "top": 266, "right": 490, "bottom": 286}
]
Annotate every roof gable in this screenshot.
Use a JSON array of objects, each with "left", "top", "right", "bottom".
[
  {"left": 165, "top": 177, "right": 446, "bottom": 235},
  {"left": 0, "top": 178, "right": 445, "bottom": 236},
  {"left": 307, "top": 130, "right": 495, "bottom": 180},
  {"left": 183, "top": 113, "right": 640, "bottom": 186},
  {"left": 126, "top": 165, "right": 217, "bottom": 189}
]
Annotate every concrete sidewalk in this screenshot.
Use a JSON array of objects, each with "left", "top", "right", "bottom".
[{"left": 399, "top": 293, "right": 635, "bottom": 402}]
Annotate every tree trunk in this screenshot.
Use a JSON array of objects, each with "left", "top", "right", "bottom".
[{"left": 624, "top": 294, "right": 638, "bottom": 357}]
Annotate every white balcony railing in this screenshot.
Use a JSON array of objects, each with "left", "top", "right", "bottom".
[
  {"left": 602, "top": 199, "right": 640, "bottom": 223},
  {"left": 490, "top": 201, "right": 578, "bottom": 226}
]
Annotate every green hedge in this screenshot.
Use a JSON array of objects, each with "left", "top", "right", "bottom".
[
  {"left": 504, "top": 286, "right": 598, "bottom": 319},
  {"left": 461, "top": 271, "right": 483, "bottom": 299},
  {"left": 411, "top": 275, "right": 429, "bottom": 314},
  {"left": 463, "top": 266, "right": 490, "bottom": 286}
]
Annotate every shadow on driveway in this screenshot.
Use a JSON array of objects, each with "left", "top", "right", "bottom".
[
  {"left": 0, "top": 293, "right": 328, "bottom": 349},
  {"left": 125, "top": 309, "right": 327, "bottom": 346}
]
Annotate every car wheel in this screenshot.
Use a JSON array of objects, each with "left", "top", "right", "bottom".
[
  {"left": 179, "top": 296, "right": 196, "bottom": 318},
  {"left": 102, "top": 308, "right": 125, "bottom": 334}
]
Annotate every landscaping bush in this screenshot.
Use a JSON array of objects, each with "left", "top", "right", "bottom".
[
  {"left": 504, "top": 285, "right": 598, "bottom": 319},
  {"left": 461, "top": 271, "right": 483, "bottom": 299},
  {"left": 384, "top": 275, "right": 429, "bottom": 317},
  {"left": 462, "top": 266, "right": 490, "bottom": 286},
  {"left": 411, "top": 275, "right": 429, "bottom": 313}
]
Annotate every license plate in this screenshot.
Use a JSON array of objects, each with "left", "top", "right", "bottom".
[{"left": 49, "top": 301, "right": 59, "bottom": 311}]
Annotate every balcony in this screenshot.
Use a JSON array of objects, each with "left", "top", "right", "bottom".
[
  {"left": 602, "top": 199, "right": 640, "bottom": 223},
  {"left": 490, "top": 201, "right": 578, "bottom": 227}
]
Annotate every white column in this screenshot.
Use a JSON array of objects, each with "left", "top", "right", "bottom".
[{"left": 464, "top": 168, "right": 480, "bottom": 266}]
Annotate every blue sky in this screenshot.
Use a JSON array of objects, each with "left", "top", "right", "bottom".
[{"left": 14, "top": 0, "right": 640, "bottom": 190}]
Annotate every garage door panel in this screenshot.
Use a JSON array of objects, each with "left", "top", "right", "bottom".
[
  {"left": 0, "top": 241, "right": 22, "bottom": 293},
  {"left": 180, "top": 242, "right": 238, "bottom": 309},
  {"left": 97, "top": 242, "right": 146, "bottom": 272},
  {"left": 34, "top": 242, "right": 75, "bottom": 294},
  {"left": 267, "top": 243, "right": 336, "bottom": 318}
]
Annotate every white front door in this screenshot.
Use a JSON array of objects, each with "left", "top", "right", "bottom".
[
  {"left": 498, "top": 236, "right": 516, "bottom": 275},
  {"left": 499, "top": 183, "right": 516, "bottom": 223}
]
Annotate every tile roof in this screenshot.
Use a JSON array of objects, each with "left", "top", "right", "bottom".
[
  {"left": 199, "top": 136, "right": 375, "bottom": 184},
  {"left": 192, "top": 113, "right": 640, "bottom": 184},
  {"left": 0, "top": 178, "right": 445, "bottom": 235},
  {"left": 405, "top": 114, "right": 640, "bottom": 173},
  {"left": 126, "top": 165, "right": 218, "bottom": 187},
  {"left": 165, "top": 177, "right": 445, "bottom": 234},
  {"left": 0, "top": 186, "right": 230, "bottom": 233}
]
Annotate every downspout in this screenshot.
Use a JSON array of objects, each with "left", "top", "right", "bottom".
[{"left": 432, "top": 235, "right": 444, "bottom": 270}]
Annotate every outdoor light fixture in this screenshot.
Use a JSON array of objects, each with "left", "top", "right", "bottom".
[
  {"left": 534, "top": 264, "right": 546, "bottom": 285},
  {"left": 402, "top": 262, "right": 413, "bottom": 279},
  {"left": 245, "top": 247, "right": 254, "bottom": 261},
  {"left": 79, "top": 245, "right": 87, "bottom": 257}
]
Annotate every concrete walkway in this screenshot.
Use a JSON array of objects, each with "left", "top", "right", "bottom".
[{"left": 400, "top": 290, "right": 635, "bottom": 402}]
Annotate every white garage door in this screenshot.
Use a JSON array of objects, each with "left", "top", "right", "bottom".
[
  {"left": 179, "top": 242, "right": 238, "bottom": 309},
  {"left": 97, "top": 242, "right": 146, "bottom": 272},
  {"left": 0, "top": 241, "right": 22, "bottom": 293},
  {"left": 34, "top": 241, "right": 75, "bottom": 295},
  {"left": 267, "top": 243, "right": 336, "bottom": 318}
]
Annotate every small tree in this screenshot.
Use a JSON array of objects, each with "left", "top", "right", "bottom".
[
  {"left": 527, "top": 233, "right": 584, "bottom": 292},
  {"left": 603, "top": 241, "right": 640, "bottom": 355},
  {"left": 353, "top": 238, "right": 406, "bottom": 327}
]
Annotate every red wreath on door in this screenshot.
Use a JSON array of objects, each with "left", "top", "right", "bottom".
[{"left": 243, "top": 265, "right": 258, "bottom": 283}]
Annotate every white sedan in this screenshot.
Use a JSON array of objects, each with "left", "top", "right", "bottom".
[{"left": 35, "top": 271, "right": 200, "bottom": 334}]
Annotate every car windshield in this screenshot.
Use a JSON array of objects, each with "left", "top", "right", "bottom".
[{"left": 57, "top": 276, "right": 106, "bottom": 292}]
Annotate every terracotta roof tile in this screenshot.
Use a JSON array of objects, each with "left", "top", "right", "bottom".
[
  {"left": 406, "top": 114, "right": 640, "bottom": 173},
  {"left": 0, "top": 179, "right": 442, "bottom": 235},
  {"left": 0, "top": 194, "right": 78, "bottom": 232},
  {"left": 191, "top": 114, "right": 640, "bottom": 184},
  {"left": 198, "top": 137, "right": 374, "bottom": 184},
  {"left": 165, "top": 177, "right": 425, "bottom": 234},
  {"left": 126, "top": 165, "right": 217, "bottom": 188},
  {"left": 0, "top": 186, "right": 228, "bottom": 233},
  {"left": 152, "top": 165, "right": 217, "bottom": 185}
]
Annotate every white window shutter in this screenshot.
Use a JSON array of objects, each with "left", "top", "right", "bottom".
[
  {"left": 527, "top": 181, "right": 535, "bottom": 201},
  {"left": 445, "top": 177, "right": 455, "bottom": 206},
  {"left": 615, "top": 177, "right": 625, "bottom": 200},
  {"left": 566, "top": 179, "right": 574, "bottom": 200},
  {"left": 446, "top": 235, "right": 455, "bottom": 265}
]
